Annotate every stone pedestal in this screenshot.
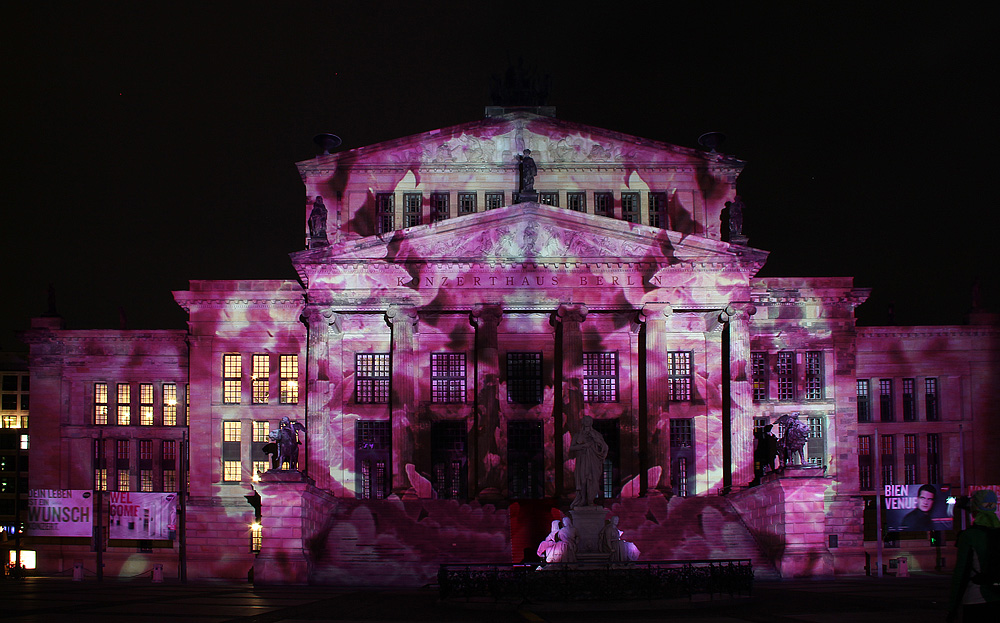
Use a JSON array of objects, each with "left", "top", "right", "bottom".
[
  {"left": 253, "top": 470, "right": 315, "bottom": 585},
  {"left": 569, "top": 506, "right": 610, "bottom": 555}
]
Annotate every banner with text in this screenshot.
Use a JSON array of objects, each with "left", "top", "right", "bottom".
[
  {"left": 26, "top": 489, "right": 93, "bottom": 537},
  {"left": 108, "top": 492, "right": 178, "bottom": 541},
  {"left": 884, "top": 483, "right": 953, "bottom": 531}
]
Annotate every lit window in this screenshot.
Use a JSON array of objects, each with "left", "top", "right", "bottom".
[
  {"left": 430, "top": 353, "right": 466, "bottom": 403},
  {"left": 431, "top": 192, "right": 449, "bottom": 222},
  {"left": 162, "top": 383, "right": 177, "bottom": 426},
  {"left": 185, "top": 384, "right": 190, "bottom": 426},
  {"left": 356, "top": 353, "right": 390, "bottom": 404},
  {"left": 805, "top": 352, "right": 823, "bottom": 400},
  {"left": 140, "top": 470, "right": 153, "bottom": 492},
  {"left": 280, "top": 355, "right": 298, "bottom": 404},
  {"left": 118, "top": 470, "right": 130, "bottom": 492},
  {"left": 857, "top": 379, "right": 871, "bottom": 422},
  {"left": 583, "top": 352, "right": 618, "bottom": 403},
  {"left": 376, "top": 193, "right": 394, "bottom": 234},
  {"left": 117, "top": 383, "right": 131, "bottom": 425},
  {"left": 567, "top": 192, "right": 586, "bottom": 212},
  {"left": 252, "top": 460, "right": 269, "bottom": 478},
  {"left": 253, "top": 421, "right": 270, "bottom": 443},
  {"left": 223, "top": 354, "right": 242, "bottom": 404},
  {"left": 621, "top": 192, "right": 639, "bottom": 223},
  {"left": 594, "top": 192, "right": 613, "bottom": 217},
  {"left": 648, "top": 192, "right": 668, "bottom": 228},
  {"left": 539, "top": 191, "right": 559, "bottom": 206},
  {"left": 458, "top": 192, "right": 476, "bottom": 214},
  {"left": 20, "top": 434, "right": 28, "bottom": 450},
  {"left": 139, "top": 383, "right": 154, "bottom": 425},
  {"left": 94, "top": 468, "right": 108, "bottom": 491},
  {"left": 223, "top": 421, "right": 241, "bottom": 442},
  {"left": 776, "top": 352, "right": 794, "bottom": 401},
  {"left": 404, "top": 193, "right": 422, "bottom": 227},
  {"left": 251, "top": 522, "right": 262, "bottom": 552},
  {"left": 94, "top": 383, "right": 109, "bottom": 425},
  {"left": 485, "top": 192, "right": 504, "bottom": 210},
  {"left": 223, "top": 461, "right": 241, "bottom": 482},
  {"left": 879, "top": 379, "right": 894, "bottom": 422},
  {"left": 162, "top": 470, "right": 176, "bottom": 492},
  {"left": 925, "top": 378, "right": 938, "bottom": 421},
  {"left": 667, "top": 352, "right": 693, "bottom": 401},
  {"left": 252, "top": 354, "right": 269, "bottom": 404},
  {"left": 506, "top": 352, "right": 542, "bottom": 404},
  {"left": 751, "top": 352, "right": 768, "bottom": 402}
]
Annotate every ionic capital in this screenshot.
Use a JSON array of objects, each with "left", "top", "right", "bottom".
[
  {"left": 555, "top": 303, "right": 588, "bottom": 324},
  {"left": 470, "top": 303, "right": 503, "bottom": 329}
]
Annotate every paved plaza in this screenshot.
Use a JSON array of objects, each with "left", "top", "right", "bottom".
[{"left": 0, "top": 573, "right": 955, "bottom": 622}]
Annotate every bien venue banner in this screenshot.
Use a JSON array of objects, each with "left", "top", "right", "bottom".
[
  {"left": 108, "top": 492, "right": 178, "bottom": 541},
  {"left": 884, "top": 483, "right": 953, "bottom": 531},
  {"left": 26, "top": 489, "right": 93, "bottom": 537}
]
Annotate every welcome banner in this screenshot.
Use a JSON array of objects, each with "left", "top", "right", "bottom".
[{"left": 108, "top": 492, "right": 178, "bottom": 540}]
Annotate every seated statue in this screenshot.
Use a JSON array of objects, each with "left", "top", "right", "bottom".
[{"left": 599, "top": 516, "right": 640, "bottom": 562}]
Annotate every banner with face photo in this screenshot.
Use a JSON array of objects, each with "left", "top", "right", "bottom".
[
  {"left": 883, "top": 483, "right": 953, "bottom": 531},
  {"left": 108, "top": 491, "right": 178, "bottom": 540}
]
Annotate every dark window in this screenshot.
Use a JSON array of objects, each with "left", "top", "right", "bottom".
[
  {"left": 648, "top": 192, "right": 668, "bottom": 228},
  {"left": 777, "top": 352, "right": 795, "bottom": 401},
  {"left": 670, "top": 419, "right": 694, "bottom": 496},
  {"left": 431, "top": 421, "right": 467, "bottom": 500},
  {"left": 879, "top": 379, "right": 894, "bottom": 422},
  {"left": 881, "top": 434, "right": 895, "bottom": 486},
  {"left": 1, "top": 376, "right": 16, "bottom": 391},
  {"left": 430, "top": 353, "right": 466, "bottom": 403},
  {"left": 431, "top": 192, "right": 449, "bottom": 222},
  {"left": 506, "top": 352, "right": 542, "bottom": 404},
  {"left": 539, "top": 191, "right": 559, "bottom": 207},
  {"left": 667, "top": 351, "right": 693, "bottom": 401},
  {"left": 357, "top": 421, "right": 391, "bottom": 499},
  {"left": 925, "top": 378, "right": 938, "bottom": 421},
  {"left": 485, "top": 192, "right": 504, "bottom": 210},
  {"left": 751, "top": 352, "right": 768, "bottom": 401},
  {"left": 567, "top": 192, "right": 586, "bottom": 212},
  {"left": 857, "top": 380, "right": 871, "bottom": 422},
  {"left": 458, "top": 192, "right": 476, "bottom": 214},
  {"left": 583, "top": 352, "right": 617, "bottom": 403},
  {"left": 404, "top": 193, "right": 422, "bottom": 227},
  {"left": 592, "top": 419, "right": 620, "bottom": 499},
  {"left": 805, "top": 352, "right": 823, "bottom": 400},
  {"left": 621, "top": 192, "right": 639, "bottom": 223},
  {"left": 376, "top": 193, "right": 394, "bottom": 234},
  {"left": 903, "top": 434, "right": 918, "bottom": 485},
  {"left": 594, "top": 192, "right": 613, "bottom": 217},
  {"left": 902, "top": 378, "right": 916, "bottom": 421},
  {"left": 356, "top": 353, "right": 390, "bottom": 404},
  {"left": 858, "top": 435, "right": 872, "bottom": 490},
  {"left": 927, "top": 433, "right": 941, "bottom": 483},
  {"left": 508, "top": 420, "right": 543, "bottom": 499}
]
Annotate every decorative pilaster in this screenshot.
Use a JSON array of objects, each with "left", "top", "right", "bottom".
[
  {"left": 386, "top": 304, "right": 418, "bottom": 494},
  {"left": 302, "top": 307, "right": 340, "bottom": 489},
  {"left": 721, "top": 303, "right": 757, "bottom": 488},
  {"left": 471, "top": 304, "right": 503, "bottom": 499},
  {"left": 555, "top": 303, "right": 588, "bottom": 497},
  {"left": 640, "top": 302, "right": 672, "bottom": 493}
]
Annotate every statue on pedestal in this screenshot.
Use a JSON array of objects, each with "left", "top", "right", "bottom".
[
  {"left": 263, "top": 416, "right": 306, "bottom": 471},
  {"left": 776, "top": 414, "right": 809, "bottom": 468},
  {"left": 569, "top": 416, "right": 608, "bottom": 509},
  {"left": 599, "top": 515, "right": 640, "bottom": 562},
  {"left": 517, "top": 149, "right": 537, "bottom": 193},
  {"left": 308, "top": 196, "right": 329, "bottom": 248}
]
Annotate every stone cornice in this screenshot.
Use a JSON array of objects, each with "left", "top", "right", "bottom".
[{"left": 858, "top": 326, "right": 1000, "bottom": 339}]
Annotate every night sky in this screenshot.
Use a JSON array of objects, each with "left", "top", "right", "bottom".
[{"left": 3, "top": 3, "right": 996, "bottom": 350}]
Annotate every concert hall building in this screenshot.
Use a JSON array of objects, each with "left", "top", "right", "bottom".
[{"left": 18, "top": 107, "right": 999, "bottom": 583}]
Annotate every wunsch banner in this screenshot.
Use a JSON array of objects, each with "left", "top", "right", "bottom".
[
  {"left": 108, "top": 492, "right": 177, "bottom": 540},
  {"left": 25, "top": 489, "right": 93, "bottom": 537},
  {"left": 883, "top": 483, "right": 953, "bottom": 531}
]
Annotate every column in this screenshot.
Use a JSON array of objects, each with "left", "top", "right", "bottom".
[
  {"left": 721, "top": 303, "right": 757, "bottom": 488},
  {"left": 302, "top": 306, "right": 340, "bottom": 490},
  {"left": 386, "top": 304, "right": 418, "bottom": 494},
  {"left": 640, "top": 302, "right": 672, "bottom": 493},
  {"left": 555, "top": 303, "right": 588, "bottom": 497},
  {"left": 471, "top": 304, "right": 503, "bottom": 499}
]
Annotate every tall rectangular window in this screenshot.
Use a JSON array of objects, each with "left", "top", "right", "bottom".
[
  {"left": 430, "top": 192, "right": 449, "bottom": 222},
  {"left": 592, "top": 419, "right": 620, "bottom": 499},
  {"left": 777, "top": 352, "right": 795, "bottom": 401},
  {"left": 95, "top": 383, "right": 109, "bottom": 425},
  {"left": 223, "top": 354, "right": 242, "bottom": 404},
  {"left": 670, "top": 419, "right": 694, "bottom": 497},
  {"left": 751, "top": 352, "right": 768, "bottom": 401},
  {"left": 804, "top": 352, "right": 823, "bottom": 400},
  {"left": 376, "top": 193, "right": 394, "bottom": 234},
  {"left": 583, "top": 352, "right": 618, "bottom": 403},
  {"left": 222, "top": 421, "right": 241, "bottom": 482},
  {"left": 904, "top": 434, "right": 918, "bottom": 485},
  {"left": 117, "top": 383, "right": 131, "bottom": 425},
  {"left": 566, "top": 192, "right": 586, "bottom": 212},
  {"left": 806, "top": 416, "right": 825, "bottom": 466},
  {"left": 667, "top": 351, "right": 693, "bottom": 401},
  {"left": 927, "top": 433, "right": 941, "bottom": 483},
  {"left": 430, "top": 353, "right": 466, "bottom": 403},
  {"left": 621, "top": 192, "right": 639, "bottom": 223},
  {"left": 252, "top": 421, "right": 270, "bottom": 476},
  {"left": 140, "top": 470, "right": 153, "bottom": 492},
  {"left": 252, "top": 354, "right": 269, "bottom": 404},
  {"left": 403, "top": 193, "right": 422, "bottom": 227},
  {"left": 94, "top": 438, "right": 107, "bottom": 491},
  {"left": 139, "top": 383, "right": 154, "bottom": 425},
  {"left": 879, "top": 379, "right": 894, "bottom": 422},
  {"left": 880, "top": 434, "right": 895, "bottom": 486},
  {"left": 857, "top": 379, "right": 871, "bottom": 422},
  {"left": 508, "top": 420, "right": 544, "bottom": 499},
  {"left": 458, "top": 192, "right": 476, "bottom": 214},
  {"left": 925, "top": 378, "right": 939, "bottom": 421},
  {"left": 484, "top": 192, "right": 504, "bottom": 210},
  {"left": 539, "top": 191, "right": 559, "bottom": 206},
  {"left": 648, "top": 192, "right": 668, "bottom": 228},
  {"left": 858, "top": 435, "right": 872, "bottom": 491},
  {"left": 356, "top": 353, "right": 390, "bottom": 404},
  {"left": 594, "top": 192, "right": 613, "bottom": 217},
  {"left": 162, "top": 440, "right": 177, "bottom": 492},
  {"left": 431, "top": 421, "right": 467, "bottom": 500},
  {"left": 506, "top": 352, "right": 543, "bottom": 404},
  {"left": 902, "top": 378, "right": 916, "bottom": 421},
  {"left": 118, "top": 470, "right": 130, "bottom": 492},
  {"left": 185, "top": 384, "right": 190, "bottom": 426},
  {"left": 357, "top": 421, "right": 391, "bottom": 499},
  {"left": 280, "top": 355, "right": 299, "bottom": 404},
  {"left": 162, "top": 383, "right": 178, "bottom": 426}
]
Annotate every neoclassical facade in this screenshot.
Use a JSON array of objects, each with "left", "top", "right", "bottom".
[{"left": 20, "top": 109, "right": 998, "bottom": 583}]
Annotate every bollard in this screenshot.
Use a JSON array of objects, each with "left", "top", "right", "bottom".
[
  {"left": 898, "top": 557, "right": 908, "bottom": 577},
  {"left": 73, "top": 562, "right": 84, "bottom": 581},
  {"left": 152, "top": 563, "right": 163, "bottom": 583}
]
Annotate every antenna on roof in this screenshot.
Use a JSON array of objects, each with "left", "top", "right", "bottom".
[
  {"left": 698, "top": 132, "right": 727, "bottom": 153},
  {"left": 313, "top": 133, "right": 343, "bottom": 156}
]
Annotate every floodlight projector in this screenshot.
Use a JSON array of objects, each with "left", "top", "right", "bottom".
[
  {"left": 698, "top": 131, "right": 726, "bottom": 153},
  {"left": 314, "top": 133, "right": 343, "bottom": 155}
]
